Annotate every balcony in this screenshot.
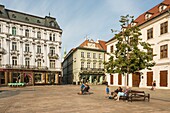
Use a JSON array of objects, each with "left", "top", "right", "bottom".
[
  {"left": 0, "top": 47, "right": 7, "bottom": 55},
  {"left": 48, "top": 53, "right": 59, "bottom": 59},
  {"left": 24, "top": 51, "right": 32, "bottom": 57},
  {"left": 0, "top": 64, "right": 48, "bottom": 70},
  {"left": 11, "top": 50, "right": 20, "bottom": 56},
  {"left": 36, "top": 53, "right": 43, "bottom": 58},
  {"left": 80, "top": 68, "right": 104, "bottom": 74}
]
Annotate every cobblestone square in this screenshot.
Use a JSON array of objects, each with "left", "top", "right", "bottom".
[{"left": 0, "top": 85, "right": 170, "bottom": 113}]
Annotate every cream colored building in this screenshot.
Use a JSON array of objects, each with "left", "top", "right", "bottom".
[
  {"left": 0, "top": 4, "right": 62, "bottom": 86},
  {"left": 106, "top": 0, "right": 170, "bottom": 89},
  {"left": 62, "top": 39, "right": 106, "bottom": 85}
]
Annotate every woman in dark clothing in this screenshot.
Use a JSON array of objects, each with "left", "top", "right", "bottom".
[{"left": 111, "top": 86, "right": 122, "bottom": 98}]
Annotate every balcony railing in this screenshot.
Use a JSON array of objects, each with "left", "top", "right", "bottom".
[
  {"left": 48, "top": 53, "right": 59, "bottom": 59},
  {"left": 80, "top": 68, "right": 104, "bottom": 74},
  {"left": 0, "top": 64, "right": 48, "bottom": 70}
]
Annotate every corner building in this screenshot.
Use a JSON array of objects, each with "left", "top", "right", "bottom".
[
  {"left": 62, "top": 39, "right": 106, "bottom": 85},
  {"left": 106, "top": 0, "right": 170, "bottom": 89},
  {"left": 0, "top": 5, "right": 62, "bottom": 86}
]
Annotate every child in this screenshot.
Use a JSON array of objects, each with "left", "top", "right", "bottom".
[{"left": 105, "top": 85, "right": 110, "bottom": 98}]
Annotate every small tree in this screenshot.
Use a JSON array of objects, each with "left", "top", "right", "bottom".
[{"left": 104, "top": 15, "right": 156, "bottom": 86}]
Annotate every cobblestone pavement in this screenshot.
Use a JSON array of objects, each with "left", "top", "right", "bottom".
[{"left": 0, "top": 85, "right": 170, "bottom": 113}]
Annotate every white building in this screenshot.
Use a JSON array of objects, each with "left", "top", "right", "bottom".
[
  {"left": 0, "top": 4, "right": 62, "bottom": 85},
  {"left": 106, "top": 0, "right": 170, "bottom": 89}
]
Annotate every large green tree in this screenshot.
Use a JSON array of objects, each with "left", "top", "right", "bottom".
[{"left": 104, "top": 15, "right": 156, "bottom": 86}]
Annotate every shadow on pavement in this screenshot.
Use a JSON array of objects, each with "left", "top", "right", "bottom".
[{"left": 0, "top": 90, "right": 20, "bottom": 99}]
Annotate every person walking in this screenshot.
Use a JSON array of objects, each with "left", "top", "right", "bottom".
[
  {"left": 151, "top": 80, "right": 156, "bottom": 90},
  {"left": 105, "top": 85, "right": 110, "bottom": 98}
]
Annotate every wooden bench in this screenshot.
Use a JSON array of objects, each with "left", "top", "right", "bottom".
[
  {"left": 8, "top": 83, "right": 25, "bottom": 87},
  {"left": 128, "top": 90, "right": 150, "bottom": 102}
]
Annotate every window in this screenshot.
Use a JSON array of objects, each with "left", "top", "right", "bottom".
[
  {"left": 37, "top": 45, "right": 41, "bottom": 53},
  {"left": 12, "top": 27, "right": 16, "bottom": 35},
  {"left": 147, "top": 48, "right": 153, "bottom": 60},
  {"left": 53, "top": 34, "right": 55, "bottom": 41},
  {"left": 99, "top": 63, "right": 102, "bottom": 69},
  {"left": 50, "top": 60, "right": 55, "bottom": 68},
  {"left": 0, "top": 24, "right": 2, "bottom": 33},
  {"left": 12, "top": 42, "right": 17, "bottom": 50},
  {"left": 81, "top": 52, "right": 84, "bottom": 58},
  {"left": 12, "top": 57, "right": 17, "bottom": 66},
  {"left": 25, "top": 58, "right": 30, "bottom": 66},
  {"left": 99, "top": 54, "right": 102, "bottom": 59},
  {"left": 49, "top": 34, "right": 52, "bottom": 41},
  {"left": 93, "top": 53, "right": 96, "bottom": 59},
  {"left": 160, "top": 21, "right": 168, "bottom": 35},
  {"left": 147, "top": 28, "right": 153, "bottom": 39},
  {"left": 50, "top": 47, "right": 55, "bottom": 55},
  {"left": 25, "top": 44, "right": 29, "bottom": 52},
  {"left": 0, "top": 55, "right": 2, "bottom": 65},
  {"left": 87, "top": 62, "right": 90, "bottom": 68},
  {"left": 25, "top": 29, "right": 29, "bottom": 37},
  {"left": 87, "top": 52, "right": 90, "bottom": 58},
  {"left": 37, "top": 59, "right": 41, "bottom": 67},
  {"left": 110, "top": 45, "right": 114, "bottom": 53},
  {"left": 37, "top": 31, "right": 41, "bottom": 39},
  {"left": 81, "top": 62, "right": 84, "bottom": 68},
  {"left": 160, "top": 44, "right": 168, "bottom": 59},
  {"left": 93, "top": 62, "right": 96, "bottom": 69}
]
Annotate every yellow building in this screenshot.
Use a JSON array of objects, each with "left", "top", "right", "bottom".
[{"left": 62, "top": 39, "right": 106, "bottom": 85}]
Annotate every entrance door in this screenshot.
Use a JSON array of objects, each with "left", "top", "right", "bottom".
[
  {"left": 147, "top": 72, "right": 153, "bottom": 86},
  {"left": 118, "top": 74, "right": 122, "bottom": 85},
  {"left": 110, "top": 74, "right": 113, "bottom": 85},
  {"left": 132, "top": 72, "right": 140, "bottom": 87},
  {"left": 160, "top": 70, "right": 167, "bottom": 87}
]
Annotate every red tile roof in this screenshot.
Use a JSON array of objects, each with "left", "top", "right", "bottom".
[
  {"left": 79, "top": 39, "right": 106, "bottom": 51},
  {"left": 107, "top": 0, "right": 170, "bottom": 43},
  {"left": 134, "top": 0, "right": 170, "bottom": 26}
]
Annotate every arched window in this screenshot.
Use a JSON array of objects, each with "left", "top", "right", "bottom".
[
  {"left": 12, "top": 27, "right": 16, "bottom": 35},
  {"left": 25, "top": 29, "right": 29, "bottom": 37},
  {"left": 37, "top": 31, "right": 41, "bottom": 39}
]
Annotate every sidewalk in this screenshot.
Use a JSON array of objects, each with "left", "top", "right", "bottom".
[{"left": 0, "top": 85, "right": 170, "bottom": 113}]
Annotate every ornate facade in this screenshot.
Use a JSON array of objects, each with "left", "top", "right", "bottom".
[{"left": 0, "top": 5, "right": 62, "bottom": 86}]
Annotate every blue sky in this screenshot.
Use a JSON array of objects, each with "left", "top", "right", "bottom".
[{"left": 0, "top": 0, "right": 163, "bottom": 56}]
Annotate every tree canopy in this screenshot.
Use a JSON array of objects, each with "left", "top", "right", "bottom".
[{"left": 104, "top": 15, "right": 156, "bottom": 77}]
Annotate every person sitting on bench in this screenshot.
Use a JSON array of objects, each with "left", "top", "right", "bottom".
[{"left": 116, "top": 86, "right": 130, "bottom": 101}]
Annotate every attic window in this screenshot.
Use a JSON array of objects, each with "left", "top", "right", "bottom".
[
  {"left": 50, "top": 21, "right": 55, "bottom": 27},
  {"left": 25, "top": 17, "right": 29, "bottom": 21},
  {"left": 145, "top": 13, "right": 152, "bottom": 20},
  {"left": 37, "top": 20, "right": 41, "bottom": 23},
  {"left": 12, "top": 14, "right": 16, "bottom": 18},
  {"left": 159, "top": 5, "right": 167, "bottom": 12}
]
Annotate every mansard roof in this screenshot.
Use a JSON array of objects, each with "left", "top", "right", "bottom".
[{"left": 0, "top": 4, "right": 61, "bottom": 30}]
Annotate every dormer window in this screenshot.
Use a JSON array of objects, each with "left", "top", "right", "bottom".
[
  {"left": 25, "top": 17, "right": 29, "bottom": 21},
  {"left": 159, "top": 4, "right": 167, "bottom": 12},
  {"left": 131, "top": 22, "right": 137, "bottom": 27},
  {"left": 12, "top": 14, "right": 16, "bottom": 18},
  {"left": 37, "top": 20, "right": 41, "bottom": 23},
  {"left": 145, "top": 13, "right": 152, "bottom": 20},
  {"left": 50, "top": 21, "right": 55, "bottom": 27}
]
